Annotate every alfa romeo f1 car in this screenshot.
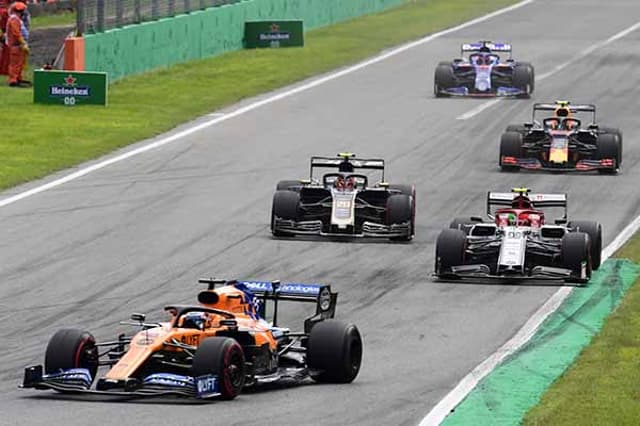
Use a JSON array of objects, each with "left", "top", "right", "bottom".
[
  {"left": 435, "top": 188, "right": 602, "bottom": 284},
  {"left": 271, "top": 153, "right": 415, "bottom": 241},
  {"left": 22, "top": 279, "right": 362, "bottom": 400},
  {"left": 500, "top": 101, "right": 623, "bottom": 173},
  {"left": 434, "top": 41, "right": 534, "bottom": 97}
]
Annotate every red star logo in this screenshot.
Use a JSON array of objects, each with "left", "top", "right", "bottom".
[
  {"left": 270, "top": 23, "right": 279, "bottom": 33},
  {"left": 64, "top": 74, "right": 77, "bottom": 86}
]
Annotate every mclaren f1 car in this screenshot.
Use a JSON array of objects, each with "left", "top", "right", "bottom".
[
  {"left": 21, "top": 279, "right": 362, "bottom": 400},
  {"left": 499, "top": 101, "right": 622, "bottom": 173},
  {"left": 434, "top": 41, "right": 534, "bottom": 97},
  {"left": 271, "top": 153, "right": 415, "bottom": 241},
  {"left": 435, "top": 188, "right": 602, "bottom": 284}
]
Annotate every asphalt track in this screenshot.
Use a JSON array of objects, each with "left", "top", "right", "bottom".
[{"left": 1, "top": 1, "right": 639, "bottom": 425}]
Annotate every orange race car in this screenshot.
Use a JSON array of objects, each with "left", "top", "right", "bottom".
[{"left": 22, "top": 279, "right": 362, "bottom": 400}]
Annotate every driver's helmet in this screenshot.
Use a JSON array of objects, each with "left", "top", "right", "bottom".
[
  {"left": 496, "top": 212, "right": 517, "bottom": 227},
  {"left": 473, "top": 53, "right": 493, "bottom": 66},
  {"left": 512, "top": 195, "right": 533, "bottom": 209},
  {"left": 334, "top": 174, "right": 356, "bottom": 191},
  {"left": 180, "top": 312, "right": 208, "bottom": 330}
]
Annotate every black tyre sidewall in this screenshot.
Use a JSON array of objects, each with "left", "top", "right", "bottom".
[
  {"left": 569, "top": 221, "right": 602, "bottom": 270},
  {"left": 435, "top": 229, "right": 467, "bottom": 274},
  {"left": 561, "top": 232, "right": 592, "bottom": 282},
  {"left": 192, "top": 337, "right": 245, "bottom": 400},
  {"left": 307, "top": 320, "right": 363, "bottom": 383},
  {"left": 500, "top": 131, "right": 523, "bottom": 171},
  {"left": 44, "top": 328, "right": 98, "bottom": 380}
]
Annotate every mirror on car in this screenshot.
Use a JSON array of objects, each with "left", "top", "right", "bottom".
[{"left": 130, "top": 313, "right": 146, "bottom": 322}]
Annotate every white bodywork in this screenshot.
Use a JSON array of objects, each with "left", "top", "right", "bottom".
[
  {"left": 498, "top": 226, "right": 528, "bottom": 269},
  {"left": 330, "top": 189, "right": 357, "bottom": 228}
]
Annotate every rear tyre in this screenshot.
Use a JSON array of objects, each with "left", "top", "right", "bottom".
[
  {"left": 271, "top": 190, "right": 301, "bottom": 237},
  {"left": 192, "top": 337, "right": 245, "bottom": 400},
  {"left": 307, "top": 320, "right": 363, "bottom": 384},
  {"left": 596, "top": 133, "right": 620, "bottom": 174},
  {"left": 499, "top": 131, "right": 523, "bottom": 172},
  {"left": 561, "top": 232, "right": 592, "bottom": 283},
  {"left": 568, "top": 221, "right": 602, "bottom": 270},
  {"left": 45, "top": 329, "right": 99, "bottom": 383},
  {"left": 276, "top": 180, "right": 301, "bottom": 191},
  {"left": 434, "top": 63, "right": 455, "bottom": 97},
  {"left": 435, "top": 229, "right": 466, "bottom": 277},
  {"left": 513, "top": 62, "right": 534, "bottom": 98},
  {"left": 386, "top": 194, "right": 414, "bottom": 241}
]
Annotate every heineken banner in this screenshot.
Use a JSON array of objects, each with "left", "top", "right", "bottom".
[
  {"left": 33, "top": 70, "right": 108, "bottom": 106},
  {"left": 244, "top": 20, "right": 304, "bottom": 49}
]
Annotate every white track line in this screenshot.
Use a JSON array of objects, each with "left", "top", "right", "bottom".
[
  {"left": 0, "top": 0, "right": 535, "bottom": 208},
  {"left": 420, "top": 212, "right": 640, "bottom": 426},
  {"left": 456, "top": 20, "right": 640, "bottom": 120}
]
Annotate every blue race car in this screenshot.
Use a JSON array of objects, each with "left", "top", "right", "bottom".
[{"left": 434, "top": 41, "right": 534, "bottom": 98}]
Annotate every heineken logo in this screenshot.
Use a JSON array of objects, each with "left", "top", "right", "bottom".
[
  {"left": 259, "top": 22, "right": 290, "bottom": 41},
  {"left": 49, "top": 74, "right": 90, "bottom": 97}
]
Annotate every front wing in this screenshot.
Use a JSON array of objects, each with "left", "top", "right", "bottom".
[
  {"left": 438, "top": 86, "right": 526, "bottom": 97},
  {"left": 21, "top": 366, "right": 220, "bottom": 399},
  {"left": 272, "top": 217, "right": 411, "bottom": 238},
  {"left": 436, "top": 264, "right": 576, "bottom": 281},
  {"left": 501, "top": 156, "right": 616, "bottom": 172}
]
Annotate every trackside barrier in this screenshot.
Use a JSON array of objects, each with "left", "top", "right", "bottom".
[{"left": 83, "top": 0, "right": 407, "bottom": 80}]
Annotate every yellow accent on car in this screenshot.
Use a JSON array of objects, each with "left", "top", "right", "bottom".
[
  {"left": 511, "top": 187, "right": 530, "bottom": 194},
  {"left": 338, "top": 152, "right": 355, "bottom": 158}
]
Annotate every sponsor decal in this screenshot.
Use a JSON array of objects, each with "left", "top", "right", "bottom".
[
  {"left": 259, "top": 23, "right": 291, "bottom": 41},
  {"left": 48, "top": 74, "right": 91, "bottom": 98},
  {"left": 143, "top": 373, "right": 194, "bottom": 388},
  {"left": 196, "top": 374, "right": 219, "bottom": 398}
]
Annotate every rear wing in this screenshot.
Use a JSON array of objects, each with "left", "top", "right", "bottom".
[
  {"left": 461, "top": 41, "right": 512, "bottom": 57},
  {"left": 198, "top": 278, "right": 337, "bottom": 332},
  {"left": 310, "top": 155, "right": 385, "bottom": 181},
  {"left": 487, "top": 192, "right": 567, "bottom": 219},
  {"left": 532, "top": 102, "right": 597, "bottom": 123}
]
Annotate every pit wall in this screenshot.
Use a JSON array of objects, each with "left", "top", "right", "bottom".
[{"left": 84, "top": 0, "right": 407, "bottom": 80}]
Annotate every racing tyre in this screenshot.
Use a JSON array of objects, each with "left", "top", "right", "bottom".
[
  {"left": 435, "top": 229, "right": 466, "bottom": 277},
  {"left": 513, "top": 63, "right": 534, "bottom": 98},
  {"left": 276, "top": 180, "right": 302, "bottom": 191},
  {"left": 568, "top": 221, "right": 602, "bottom": 270},
  {"left": 388, "top": 184, "right": 414, "bottom": 196},
  {"left": 596, "top": 133, "right": 620, "bottom": 174},
  {"left": 505, "top": 124, "right": 526, "bottom": 133},
  {"left": 561, "top": 232, "right": 592, "bottom": 284},
  {"left": 45, "top": 329, "right": 99, "bottom": 382},
  {"left": 499, "top": 131, "right": 523, "bottom": 172},
  {"left": 308, "top": 320, "right": 363, "bottom": 383},
  {"left": 434, "top": 63, "right": 455, "bottom": 97},
  {"left": 192, "top": 337, "right": 245, "bottom": 400},
  {"left": 271, "top": 190, "right": 300, "bottom": 237},
  {"left": 386, "top": 193, "right": 414, "bottom": 241},
  {"left": 449, "top": 216, "right": 483, "bottom": 234}
]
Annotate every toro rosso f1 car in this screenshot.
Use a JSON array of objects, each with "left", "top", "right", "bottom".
[
  {"left": 271, "top": 153, "right": 415, "bottom": 241},
  {"left": 435, "top": 188, "right": 602, "bottom": 284},
  {"left": 500, "top": 101, "right": 623, "bottom": 173},
  {"left": 21, "top": 279, "right": 362, "bottom": 400},
  {"left": 434, "top": 41, "right": 534, "bottom": 97}
]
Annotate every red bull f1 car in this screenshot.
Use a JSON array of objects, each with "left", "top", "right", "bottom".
[
  {"left": 21, "top": 279, "right": 362, "bottom": 400},
  {"left": 435, "top": 188, "right": 602, "bottom": 284},
  {"left": 271, "top": 153, "right": 416, "bottom": 241},
  {"left": 434, "top": 41, "right": 534, "bottom": 98},
  {"left": 500, "top": 101, "right": 622, "bottom": 173}
]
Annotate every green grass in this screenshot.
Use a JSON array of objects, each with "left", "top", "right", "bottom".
[
  {"left": 524, "top": 235, "right": 640, "bottom": 425},
  {"left": 31, "top": 11, "right": 76, "bottom": 30},
  {"left": 0, "top": 0, "right": 516, "bottom": 190}
]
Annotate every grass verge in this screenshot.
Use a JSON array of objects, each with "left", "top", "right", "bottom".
[
  {"left": 31, "top": 11, "right": 75, "bottom": 30},
  {"left": 524, "top": 234, "right": 640, "bottom": 425},
  {"left": 0, "top": 0, "right": 516, "bottom": 191}
]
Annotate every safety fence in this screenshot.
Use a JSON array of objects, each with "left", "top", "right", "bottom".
[{"left": 77, "top": 0, "right": 241, "bottom": 34}]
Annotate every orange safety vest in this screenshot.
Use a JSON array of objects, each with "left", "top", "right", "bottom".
[{"left": 6, "top": 14, "right": 24, "bottom": 47}]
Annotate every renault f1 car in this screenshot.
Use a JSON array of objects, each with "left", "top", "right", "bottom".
[
  {"left": 435, "top": 188, "right": 602, "bottom": 284},
  {"left": 434, "top": 41, "right": 534, "bottom": 97},
  {"left": 500, "top": 101, "right": 622, "bottom": 173},
  {"left": 271, "top": 153, "right": 415, "bottom": 241},
  {"left": 21, "top": 279, "right": 362, "bottom": 400}
]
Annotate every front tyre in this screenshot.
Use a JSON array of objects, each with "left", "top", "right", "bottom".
[
  {"left": 386, "top": 193, "right": 414, "bottom": 241},
  {"left": 568, "top": 221, "right": 602, "bottom": 270},
  {"left": 435, "top": 229, "right": 467, "bottom": 277},
  {"left": 271, "top": 190, "right": 301, "bottom": 237},
  {"left": 45, "top": 329, "right": 99, "bottom": 382},
  {"left": 562, "top": 232, "right": 592, "bottom": 284},
  {"left": 192, "top": 337, "right": 245, "bottom": 400},
  {"left": 307, "top": 320, "right": 363, "bottom": 383},
  {"left": 499, "top": 131, "right": 523, "bottom": 172}
]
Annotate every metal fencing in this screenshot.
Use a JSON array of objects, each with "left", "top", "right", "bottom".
[{"left": 77, "top": 0, "right": 242, "bottom": 34}]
